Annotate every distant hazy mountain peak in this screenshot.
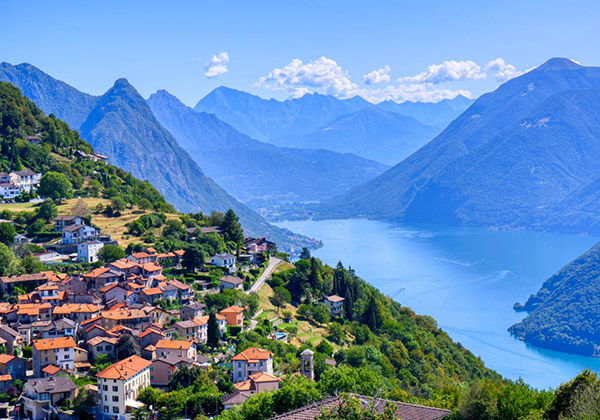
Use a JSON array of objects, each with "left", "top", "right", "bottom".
[{"left": 538, "top": 57, "right": 583, "bottom": 71}]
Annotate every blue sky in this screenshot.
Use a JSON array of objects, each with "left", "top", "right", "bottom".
[{"left": 2, "top": 0, "right": 599, "bottom": 106}]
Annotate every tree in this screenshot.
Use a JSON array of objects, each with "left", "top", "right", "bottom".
[
  {"left": 0, "top": 223, "right": 16, "bottom": 245},
  {"left": 73, "top": 387, "right": 96, "bottom": 420},
  {"left": 545, "top": 370, "right": 600, "bottom": 420},
  {"left": 0, "top": 243, "right": 13, "bottom": 276},
  {"left": 270, "top": 286, "right": 291, "bottom": 313},
  {"left": 37, "top": 172, "right": 73, "bottom": 201},
  {"left": 328, "top": 323, "right": 345, "bottom": 345},
  {"left": 98, "top": 245, "right": 125, "bottom": 263},
  {"left": 220, "top": 209, "right": 244, "bottom": 249},
  {"left": 37, "top": 199, "right": 57, "bottom": 221},
  {"left": 20, "top": 256, "right": 45, "bottom": 274},
  {"left": 272, "top": 375, "right": 322, "bottom": 415},
  {"left": 207, "top": 312, "right": 220, "bottom": 348},
  {"left": 116, "top": 334, "right": 140, "bottom": 359},
  {"left": 71, "top": 199, "right": 90, "bottom": 218},
  {"left": 316, "top": 394, "right": 396, "bottom": 420},
  {"left": 300, "top": 247, "right": 311, "bottom": 260},
  {"left": 183, "top": 244, "right": 207, "bottom": 272},
  {"left": 111, "top": 197, "right": 126, "bottom": 212},
  {"left": 138, "top": 198, "right": 152, "bottom": 212},
  {"left": 316, "top": 340, "right": 334, "bottom": 357},
  {"left": 137, "top": 386, "right": 162, "bottom": 408}
]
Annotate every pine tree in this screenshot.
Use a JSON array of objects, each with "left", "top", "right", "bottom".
[{"left": 207, "top": 312, "right": 220, "bottom": 348}]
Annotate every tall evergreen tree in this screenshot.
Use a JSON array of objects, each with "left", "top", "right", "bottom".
[
  {"left": 207, "top": 312, "right": 220, "bottom": 348},
  {"left": 220, "top": 208, "right": 244, "bottom": 250}
]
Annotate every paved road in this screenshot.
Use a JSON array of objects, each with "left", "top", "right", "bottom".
[{"left": 249, "top": 257, "right": 283, "bottom": 293}]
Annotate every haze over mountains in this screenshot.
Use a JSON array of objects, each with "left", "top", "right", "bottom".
[
  {"left": 147, "top": 90, "right": 387, "bottom": 205},
  {"left": 0, "top": 62, "right": 312, "bottom": 249},
  {"left": 194, "top": 86, "right": 472, "bottom": 165},
  {"left": 321, "top": 58, "right": 600, "bottom": 236}
]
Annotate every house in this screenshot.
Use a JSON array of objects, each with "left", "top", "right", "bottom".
[
  {"left": 180, "top": 302, "right": 206, "bottom": 320},
  {"left": 0, "top": 183, "right": 20, "bottom": 199},
  {"left": 41, "top": 365, "right": 68, "bottom": 378},
  {"left": 173, "top": 319, "right": 202, "bottom": 342},
  {"left": 52, "top": 303, "right": 101, "bottom": 323},
  {"left": 234, "top": 371, "right": 280, "bottom": 394},
  {"left": 96, "top": 356, "right": 152, "bottom": 420},
  {"left": 41, "top": 318, "right": 77, "bottom": 339},
  {"left": 54, "top": 216, "right": 85, "bottom": 232},
  {"left": 268, "top": 394, "right": 451, "bottom": 420},
  {"left": 222, "top": 392, "right": 253, "bottom": 410},
  {"left": 150, "top": 354, "right": 195, "bottom": 387},
  {"left": 232, "top": 347, "right": 274, "bottom": 383},
  {"left": 140, "top": 287, "right": 164, "bottom": 304},
  {"left": 167, "top": 279, "right": 194, "bottom": 303},
  {"left": 127, "top": 252, "right": 157, "bottom": 264},
  {"left": 220, "top": 305, "right": 245, "bottom": 329},
  {"left": 0, "top": 324, "right": 23, "bottom": 354},
  {"left": 10, "top": 170, "right": 41, "bottom": 192},
  {"left": 23, "top": 377, "right": 77, "bottom": 420},
  {"left": 100, "top": 284, "right": 128, "bottom": 304},
  {"left": 108, "top": 259, "right": 140, "bottom": 276},
  {"left": 323, "top": 295, "right": 345, "bottom": 316},
  {"left": 0, "top": 272, "right": 49, "bottom": 294},
  {"left": 32, "top": 336, "right": 76, "bottom": 377},
  {"left": 220, "top": 275, "right": 244, "bottom": 291},
  {"left": 244, "top": 237, "right": 276, "bottom": 253},
  {"left": 78, "top": 241, "right": 104, "bottom": 263},
  {"left": 136, "top": 327, "right": 165, "bottom": 349},
  {"left": 155, "top": 339, "right": 197, "bottom": 359},
  {"left": 27, "top": 134, "right": 42, "bottom": 145},
  {"left": 33, "top": 251, "right": 64, "bottom": 263},
  {"left": 211, "top": 253, "right": 236, "bottom": 270},
  {"left": 85, "top": 267, "right": 123, "bottom": 290},
  {"left": 87, "top": 336, "right": 118, "bottom": 361},
  {"left": 62, "top": 224, "right": 98, "bottom": 245},
  {"left": 0, "top": 354, "right": 26, "bottom": 380},
  {"left": 140, "top": 262, "right": 163, "bottom": 279}
]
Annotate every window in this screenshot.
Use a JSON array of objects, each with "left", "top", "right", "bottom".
[
  {"left": 103, "top": 406, "right": 109, "bottom": 413},
  {"left": 104, "top": 395, "right": 107, "bottom": 401},
  {"left": 113, "top": 407, "right": 119, "bottom": 414},
  {"left": 112, "top": 396, "right": 119, "bottom": 402},
  {"left": 113, "top": 386, "right": 118, "bottom": 392},
  {"left": 103, "top": 385, "right": 108, "bottom": 391},
  {"left": 97, "top": 346, "right": 103, "bottom": 351}
]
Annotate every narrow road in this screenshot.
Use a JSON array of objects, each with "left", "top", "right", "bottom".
[{"left": 249, "top": 257, "right": 283, "bottom": 293}]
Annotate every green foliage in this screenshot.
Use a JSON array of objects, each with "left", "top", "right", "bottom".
[
  {"left": 207, "top": 312, "right": 220, "bottom": 348},
  {"left": 116, "top": 334, "right": 140, "bottom": 359},
  {"left": 37, "top": 199, "right": 57, "bottom": 221},
  {"left": 0, "top": 244, "right": 13, "bottom": 276},
  {"left": 183, "top": 244, "right": 207, "bottom": 272},
  {"left": 38, "top": 171, "right": 73, "bottom": 201},
  {"left": 221, "top": 209, "right": 244, "bottom": 249},
  {"left": 73, "top": 387, "right": 96, "bottom": 420},
  {"left": 98, "top": 245, "right": 126, "bottom": 263},
  {"left": 316, "top": 394, "right": 397, "bottom": 420},
  {"left": 0, "top": 223, "right": 15, "bottom": 245}
]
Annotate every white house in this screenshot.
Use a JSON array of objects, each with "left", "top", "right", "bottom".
[
  {"left": 23, "top": 377, "right": 77, "bottom": 420},
  {"left": 10, "top": 170, "right": 41, "bottom": 192},
  {"left": 62, "top": 224, "right": 98, "bottom": 245},
  {"left": 323, "top": 295, "right": 345, "bottom": 316},
  {"left": 33, "top": 252, "right": 64, "bottom": 263},
  {"left": 97, "top": 356, "right": 151, "bottom": 420},
  {"left": 211, "top": 253, "right": 236, "bottom": 270},
  {"left": 232, "top": 347, "right": 274, "bottom": 383},
  {"left": 220, "top": 275, "right": 244, "bottom": 291},
  {"left": 78, "top": 241, "right": 104, "bottom": 263},
  {"left": 54, "top": 216, "right": 85, "bottom": 232},
  {"left": 0, "top": 183, "right": 20, "bottom": 199}
]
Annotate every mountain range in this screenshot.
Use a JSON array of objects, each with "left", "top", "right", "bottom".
[
  {"left": 194, "top": 86, "right": 472, "bottom": 165},
  {"left": 147, "top": 90, "right": 387, "bottom": 206},
  {"left": 0, "top": 62, "right": 314, "bottom": 250},
  {"left": 320, "top": 58, "right": 600, "bottom": 236}
]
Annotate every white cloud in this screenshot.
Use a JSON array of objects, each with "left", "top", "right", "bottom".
[
  {"left": 205, "top": 52, "right": 229, "bottom": 78},
  {"left": 363, "top": 65, "right": 391, "bottom": 85},
  {"left": 398, "top": 60, "right": 485, "bottom": 84},
  {"left": 485, "top": 58, "right": 522, "bottom": 82},
  {"left": 254, "top": 56, "right": 357, "bottom": 98}
]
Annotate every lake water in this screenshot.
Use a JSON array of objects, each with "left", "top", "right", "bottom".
[{"left": 276, "top": 219, "right": 600, "bottom": 390}]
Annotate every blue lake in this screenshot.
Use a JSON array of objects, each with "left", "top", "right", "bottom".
[{"left": 276, "top": 219, "right": 600, "bottom": 390}]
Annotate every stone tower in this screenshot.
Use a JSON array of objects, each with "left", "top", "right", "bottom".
[{"left": 301, "top": 349, "right": 314, "bottom": 380}]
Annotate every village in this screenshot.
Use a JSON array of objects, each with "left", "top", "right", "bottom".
[{"left": 0, "top": 201, "right": 352, "bottom": 420}]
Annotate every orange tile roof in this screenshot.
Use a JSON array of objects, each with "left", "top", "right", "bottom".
[
  {"left": 220, "top": 305, "right": 245, "bottom": 315},
  {"left": 81, "top": 316, "right": 103, "bottom": 327},
  {"left": 233, "top": 379, "right": 253, "bottom": 391},
  {"left": 146, "top": 248, "right": 157, "bottom": 254},
  {"left": 194, "top": 316, "right": 209, "bottom": 326},
  {"left": 142, "top": 288, "right": 163, "bottom": 296},
  {"left": 131, "top": 252, "right": 153, "bottom": 259},
  {"left": 326, "top": 295, "right": 345, "bottom": 303},
  {"left": 0, "top": 374, "right": 11, "bottom": 382},
  {"left": 216, "top": 314, "right": 225, "bottom": 321},
  {"left": 232, "top": 347, "right": 273, "bottom": 362},
  {"left": 0, "top": 354, "right": 15, "bottom": 364},
  {"left": 137, "top": 328, "right": 165, "bottom": 339},
  {"left": 109, "top": 325, "right": 132, "bottom": 334},
  {"left": 250, "top": 372, "right": 280, "bottom": 383},
  {"left": 100, "top": 283, "right": 120, "bottom": 293},
  {"left": 85, "top": 267, "right": 110, "bottom": 278},
  {"left": 42, "top": 365, "right": 62, "bottom": 375},
  {"left": 168, "top": 279, "right": 190, "bottom": 290},
  {"left": 110, "top": 259, "right": 139, "bottom": 270},
  {"left": 155, "top": 339, "right": 193, "bottom": 350},
  {"left": 127, "top": 282, "right": 145, "bottom": 290},
  {"left": 157, "top": 252, "right": 176, "bottom": 259},
  {"left": 53, "top": 304, "right": 101, "bottom": 314},
  {"left": 174, "top": 250, "right": 185, "bottom": 256},
  {"left": 141, "top": 262, "right": 162, "bottom": 272},
  {"left": 96, "top": 356, "right": 151, "bottom": 380},
  {"left": 33, "top": 336, "right": 76, "bottom": 351},
  {"left": 87, "top": 336, "right": 118, "bottom": 347},
  {"left": 37, "top": 284, "right": 59, "bottom": 291}
]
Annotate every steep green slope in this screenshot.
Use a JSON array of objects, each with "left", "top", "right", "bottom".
[
  {"left": 147, "top": 90, "right": 387, "bottom": 206},
  {"left": 0, "top": 62, "right": 97, "bottom": 130},
  {"left": 509, "top": 242, "right": 600, "bottom": 356},
  {"left": 77, "top": 79, "right": 312, "bottom": 250},
  {"left": 321, "top": 58, "right": 600, "bottom": 235},
  {"left": 274, "top": 106, "right": 440, "bottom": 165},
  {"left": 0, "top": 81, "right": 170, "bottom": 208}
]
